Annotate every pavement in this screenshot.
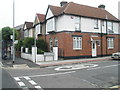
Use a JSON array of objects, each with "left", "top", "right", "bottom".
[
  {"left": 38, "top": 56, "right": 112, "bottom": 67},
  {"left": 1, "top": 56, "right": 112, "bottom": 68}
]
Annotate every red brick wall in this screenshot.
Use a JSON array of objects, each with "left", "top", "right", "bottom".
[{"left": 45, "top": 32, "right": 119, "bottom": 58}]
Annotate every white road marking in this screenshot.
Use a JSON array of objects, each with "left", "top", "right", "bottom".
[
  {"left": 54, "top": 64, "right": 98, "bottom": 71},
  {"left": 34, "top": 86, "right": 42, "bottom": 88},
  {"left": 17, "top": 82, "right": 26, "bottom": 87},
  {"left": 28, "top": 80, "right": 37, "bottom": 85},
  {"left": 82, "top": 79, "right": 98, "bottom": 87},
  {"left": 14, "top": 71, "right": 76, "bottom": 89},
  {"left": 24, "top": 76, "right": 31, "bottom": 80},
  {"left": 19, "top": 71, "right": 76, "bottom": 78},
  {"left": 87, "top": 64, "right": 120, "bottom": 70},
  {"left": 14, "top": 77, "right": 21, "bottom": 81}
]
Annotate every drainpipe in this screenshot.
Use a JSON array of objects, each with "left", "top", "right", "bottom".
[
  {"left": 100, "top": 20, "right": 103, "bottom": 57},
  {"left": 106, "top": 15, "right": 108, "bottom": 56}
]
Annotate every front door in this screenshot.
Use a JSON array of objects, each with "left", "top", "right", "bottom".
[{"left": 92, "top": 41, "right": 97, "bottom": 57}]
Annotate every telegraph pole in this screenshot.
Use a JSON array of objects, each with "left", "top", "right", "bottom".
[{"left": 12, "top": 0, "right": 15, "bottom": 63}]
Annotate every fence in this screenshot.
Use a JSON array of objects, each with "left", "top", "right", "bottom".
[{"left": 21, "top": 47, "right": 58, "bottom": 63}]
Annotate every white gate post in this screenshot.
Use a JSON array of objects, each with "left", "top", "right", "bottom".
[
  {"left": 53, "top": 47, "right": 58, "bottom": 61},
  {"left": 25, "top": 48, "right": 29, "bottom": 53},
  {"left": 32, "top": 47, "right": 37, "bottom": 63},
  {"left": 21, "top": 47, "right": 23, "bottom": 53}
]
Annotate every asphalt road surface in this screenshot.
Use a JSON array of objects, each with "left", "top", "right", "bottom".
[{"left": 2, "top": 59, "right": 120, "bottom": 89}]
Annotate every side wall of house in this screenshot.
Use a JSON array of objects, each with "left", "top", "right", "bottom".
[{"left": 45, "top": 32, "right": 119, "bottom": 59}]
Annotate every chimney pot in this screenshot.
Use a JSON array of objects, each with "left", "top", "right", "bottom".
[
  {"left": 60, "top": 1, "right": 68, "bottom": 7},
  {"left": 98, "top": 4, "right": 105, "bottom": 9}
]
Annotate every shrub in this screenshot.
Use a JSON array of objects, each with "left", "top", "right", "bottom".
[
  {"left": 22, "top": 37, "right": 34, "bottom": 50},
  {"left": 16, "top": 37, "right": 48, "bottom": 54},
  {"left": 15, "top": 39, "right": 23, "bottom": 51},
  {"left": 36, "top": 39, "right": 48, "bottom": 52},
  {"left": 37, "top": 49, "right": 45, "bottom": 54}
]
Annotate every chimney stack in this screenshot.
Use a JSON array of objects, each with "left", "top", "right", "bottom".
[
  {"left": 60, "top": 1, "right": 68, "bottom": 7},
  {"left": 98, "top": 4, "right": 105, "bottom": 9}
]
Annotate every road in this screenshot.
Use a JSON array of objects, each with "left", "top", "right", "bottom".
[{"left": 2, "top": 59, "right": 120, "bottom": 89}]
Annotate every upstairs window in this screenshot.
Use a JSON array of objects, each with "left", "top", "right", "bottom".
[
  {"left": 107, "top": 38, "right": 114, "bottom": 49},
  {"left": 47, "top": 19, "right": 54, "bottom": 31},
  {"left": 75, "top": 17, "right": 80, "bottom": 31},
  {"left": 107, "top": 22, "right": 113, "bottom": 34},
  {"left": 73, "top": 37, "right": 82, "bottom": 50},
  {"left": 94, "top": 19, "right": 99, "bottom": 29},
  {"left": 24, "top": 30, "right": 29, "bottom": 37},
  {"left": 35, "top": 24, "right": 40, "bottom": 34}
]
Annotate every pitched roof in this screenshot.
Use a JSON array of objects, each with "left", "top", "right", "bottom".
[
  {"left": 15, "top": 24, "right": 24, "bottom": 30},
  {"left": 36, "top": 14, "right": 45, "bottom": 22},
  {"left": 49, "top": 2, "right": 119, "bottom": 21},
  {"left": 24, "top": 21, "right": 33, "bottom": 29}
]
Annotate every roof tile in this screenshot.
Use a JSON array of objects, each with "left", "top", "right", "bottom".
[
  {"left": 25, "top": 21, "right": 33, "bottom": 29},
  {"left": 49, "top": 2, "right": 119, "bottom": 21},
  {"left": 36, "top": 14, "right": 45, "bottom": 22}
]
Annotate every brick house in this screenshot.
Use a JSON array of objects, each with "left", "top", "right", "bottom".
[
  {"left": 15, "top": 24, "right": 24, "bottom": 39},
  {"left": 33, "top": 13, "right": 45, "bottom": 39},
  {"left": 23, "top": 21, "right": 34, "bottom": 38},
  {"left": 44, "top": 1, "right": 120, "bottom": 59}
]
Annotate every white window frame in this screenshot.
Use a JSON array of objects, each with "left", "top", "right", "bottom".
[
  {"left": 24, "top": 30, "right": 29, "bottom": 37},
  {"left": 73, "top": 37, "right": 82, "bottom": 50},
  {"left": 107, "top": 22, "right": 113, "bottom": 34},
  {"left": 35, "top": 24, "right": 40, "bottom": 35},
  {"left": 75, "top": 17, "right": 80, "bottom": 31},
  {"left": 107, "top": 38, "right": 114, "bottom": 49},
  {"left": 94, "top": 19, "right": 99, "bottom": 29},
  {"left": 47, "top": 19, "right": 54, "bottom": 32}
]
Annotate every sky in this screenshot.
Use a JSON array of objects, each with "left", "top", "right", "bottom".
[{"left": 0, "top": 0, "right": 120, "bottom": 29}]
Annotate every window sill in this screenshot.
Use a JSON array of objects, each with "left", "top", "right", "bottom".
[
  {"left": 108, "top": 48, "right": 114, "bottom": 50},
  {"left": 73, "top": 48, "right": 82, "bottom": 50}
]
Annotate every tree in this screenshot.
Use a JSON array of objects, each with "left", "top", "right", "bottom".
[
  {"left": 1, "top": 27, "right": 19, "bottom": 59},
  {"left": 2, "top": 27, "right": 19, "bottom": 41}
]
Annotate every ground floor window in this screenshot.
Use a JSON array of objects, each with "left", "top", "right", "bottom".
[
  {"left": 107, "top": 38, "right": 114, "bottom": 49},
  {"left": 54, "top": 38, "right": 58, "bottom": 47},
  {"left": 73, "top": 37, "right": 82, "bottom": 50}
]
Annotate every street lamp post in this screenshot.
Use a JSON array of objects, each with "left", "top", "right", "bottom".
[
  {"left": 34, "top": 26, "right": 36, "bottom": 63},
  {"left": 12, "top": 0, "right": 15, "bottom": 63},
  {"left": 106, "top": 15, "right": 108, "bottom": 56}
]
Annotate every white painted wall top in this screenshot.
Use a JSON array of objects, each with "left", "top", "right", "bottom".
[{"left": 46, "top": 8, "right": 54, "bottom": 19}]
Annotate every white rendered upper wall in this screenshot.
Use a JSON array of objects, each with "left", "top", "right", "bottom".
[{"left": 45, "top": 8, "right": 119, "bottom": 34}]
